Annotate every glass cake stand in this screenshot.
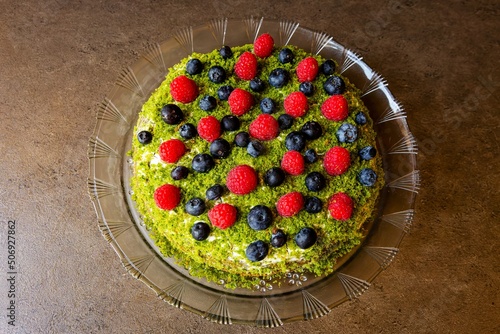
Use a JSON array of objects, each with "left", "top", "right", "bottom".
[{"left": 87, "top": 18, "right": 419, "bottom": 326}]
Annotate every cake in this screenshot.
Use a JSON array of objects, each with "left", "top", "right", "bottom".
[{"left": 129, "top": 33, "right": 384, "bottom": 289}]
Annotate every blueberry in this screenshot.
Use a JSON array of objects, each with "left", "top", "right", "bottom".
[
  {"left": 186, "top": 58, "right": 203, "bottom": 75},
  {"left": 137, "top": 130, "right": 152, "bottom": 144},
  {"left": 206, "top": 184, "right": 224, "bottom": 200},
  {"left": 270, "top": 229, "right": 287, "bottom": 248},
  {"left": 323, "top": 75, "right": 345, "bottom": 95},
  {"left": 219, "top": 45, "right": 232, "bottom": 59},
  {"left": 301, "top": 121, "right": 323, "bottom": 140},
  {"left": 336, "top": 123, "right": 358, "bottom": 143},
  {"left": 358, "top": 168, "right": 377, "bottom": 186},
  {"left": 359, "top": 146, "right": 377, "bottom": 160},
  {"left": 278, "top": 48, "right": 294, "bottom": 64},
  {"left": 160, "top": 104, "right": 184, "bottom": 125},
  {"left": 191, "top": 222, "right": 210, "bottom": 241},
  {"left": 278, "top": 114, "right": 294, "bottom": 130},
  {"left": 304, "top": 196, "right": 322, "bottom": 213},
  {"left": 305, "top": 172, "right": 326, "bottom": 192},
  {"left": 245, "top": 240, "right": 269, "bottom": 262},
  {"left": 294, "top": 227, "right": 317, "bottom": 249},
  {"left": 192, "top": 154, "right": 215, "bottom": 173},
  {"left": 179, "top": 123, "right": 197, "bottom": 139},
  {"left": 264, "top": 167, "right": 285, "bottom": 187},
  {"left": 234, "top": 131, "right": 250, "bottom": 147},
  {"left": 247, "top": 140, "right": 264, "bottom": 157},
  {"left": 304, "top": 149, "right": 318, "bottom": 163},
  {"left": 355, "top": 111, "right": 367, "bottom": 125},
  {"left": 268, "top": 68, "right": 289, "bottom": 88},
  {"left": 247, "top": 205, "right": 273, "bottom": 231},
  {"left": 320, "top": 59, "right": 336, "bottom": 75},
  {"left": 221, "top": 115, "right": 240, "bottom": 132},
  {"left": 171, "top": 166, "right": 189, "bottom": 180},
  {"left": 185, "top": 197, "right": 206, "bottom": 216},
  {"left": 217, "top": 85, "right": 233, "bottom": 100},
  {"left": 199, "top": 95, "right": 217, "bottom": 111},
  {"left": 209, "top": 138, "right": 231, "bottom": 159},
  {"left": 285, "top": 131, "right": 306, "bottom": 151},
  {"left": 250, "top": 77, "right": 266, "bottom": 92},
  {"left": 208, "top": 66, "right": 226, "bottom": 83},
  {"left": 299, "top": 81, "right": 314, "bottom": 96},
  {"left": 260, "top": 97, "right": 276, "bottom": 114}
]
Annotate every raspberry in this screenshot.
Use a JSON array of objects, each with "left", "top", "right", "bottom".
[
  {"left": 226, "top": 165, "right": 258, "bottom": 195},
  {"left": 276, "top": 192, "right": 304, "bottom": 217},
  {"left": 321, "top": 95, "right": 349, "bottom": 121},
  {"left": 281, "top": 150, "right": 305, "bottom": 176},
  {"left": 234, "top": 51, "right": 258, "bottom": 80},
  {"left": 228, "top": 88, "right": 254, "bottom": 116},
  {"left": 328, "top": 192, "right": 354, "bottom": 220},
  {"left": 296, "top": 57, "right": 319, "bottom": 82},
  {"left": 284, "top": 91, "right": 308, "bottom": 118},
  {"left": 323, "top": 146, "right": 351, "bottom": 176},
  {"left": 208, "top": 203, "right": 238, "bottom": 229},
  {"left": 170, "top": 75, "right": 199, "bottom": 104},
  {"left": 154, "top": 184, "right": 181, "bottom": 210},
  {"left": 197, "top": 116, "right": 221, "bottom": 142},
  {"left": 249, "top": 114, "right": 279, "bottom": 141},
  {"left": 159, "top": 139, "right": 186, "bottom": 163},
  {"left": 254, "top": 33, "right": 274, "bottom": 58}
]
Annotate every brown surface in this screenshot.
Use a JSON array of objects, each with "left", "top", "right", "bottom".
[{"left": 1, "top": 0, "right": 499, "bottom": 333}]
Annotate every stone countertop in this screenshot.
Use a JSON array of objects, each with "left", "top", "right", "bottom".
[{"left": 1, "top": 1, "right": 498, "bottom": 333}]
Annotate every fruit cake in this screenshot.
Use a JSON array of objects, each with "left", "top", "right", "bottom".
[{"left": 129, "top": 33, "right": 384, "bottom": 289}]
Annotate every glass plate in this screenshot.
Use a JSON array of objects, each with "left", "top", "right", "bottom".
[{"left": 87, "top": 17, "right": 419, "bottom": 326}]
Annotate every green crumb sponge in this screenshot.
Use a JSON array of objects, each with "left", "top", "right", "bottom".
[{"left": 130, "top": 44, "right": 384, "bottom": 290}]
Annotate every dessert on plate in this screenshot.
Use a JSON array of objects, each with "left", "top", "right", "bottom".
[{"left": 129, "top": 32, "right": 384, "bottom": 289}]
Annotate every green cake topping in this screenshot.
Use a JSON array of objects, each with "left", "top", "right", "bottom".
[{"left": 129, "top": 34, "right": 384, "bottom": 290}]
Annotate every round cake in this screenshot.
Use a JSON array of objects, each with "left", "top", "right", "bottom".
[{"left": 129, "top": 33, "right": 384, "bottom": 289}]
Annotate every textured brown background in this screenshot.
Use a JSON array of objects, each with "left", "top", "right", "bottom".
[{"left": 1, "top": 0, "right": 499, "bottom": 333}]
